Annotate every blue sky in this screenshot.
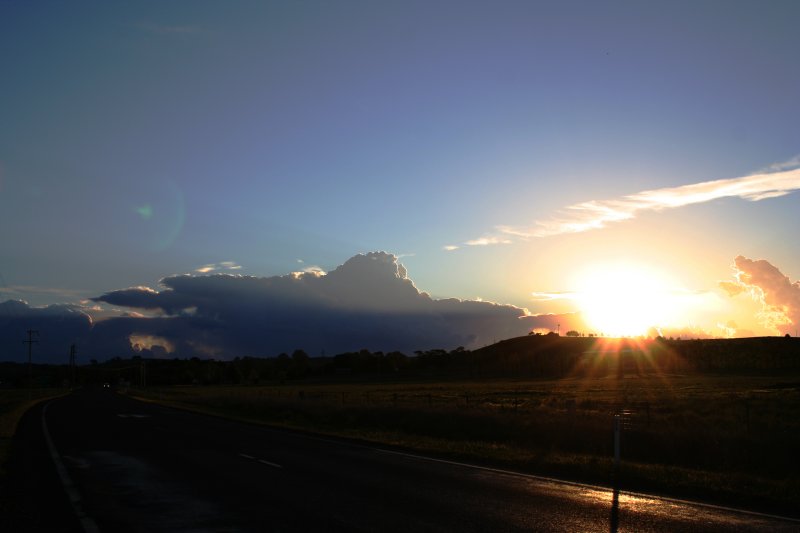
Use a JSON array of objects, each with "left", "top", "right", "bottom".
[{"left": 1, "top": 1, "right": 799, "bottom": 357}]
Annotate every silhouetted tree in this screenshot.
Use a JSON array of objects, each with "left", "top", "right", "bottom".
[{"left": 290, "top": 349, "right": 310, "bottom": 377}]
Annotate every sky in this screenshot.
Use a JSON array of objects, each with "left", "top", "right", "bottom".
[{"left": 1, "top": 1, "right": 799, "bottom": 362}]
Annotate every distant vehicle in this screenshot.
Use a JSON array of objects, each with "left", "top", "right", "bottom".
[{"left": 103, "top": 382, "right": 110, "bottom": 388}]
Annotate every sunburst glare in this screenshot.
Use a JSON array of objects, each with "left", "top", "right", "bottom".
[{"left": 571, "top": 262, "right": 682, "bottom": 336}]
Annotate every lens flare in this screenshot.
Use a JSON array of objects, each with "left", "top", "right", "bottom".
[
  {"left": 135, "top": 204, "right": 154, "bottom": 220},
  {"left": 130, "top": 179, "right": 186, "bottom": 252}
]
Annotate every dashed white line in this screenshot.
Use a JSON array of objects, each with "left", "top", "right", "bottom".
[
  {"left": 238, "top": 452, "right": 282, "bottom": 469},
  {"left": 257, "top": 459, "right": 282, "bottom": 469}
]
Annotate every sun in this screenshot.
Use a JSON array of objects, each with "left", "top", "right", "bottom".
[{"left": 572, "top": 262, "right": 680, "bottom": 337}]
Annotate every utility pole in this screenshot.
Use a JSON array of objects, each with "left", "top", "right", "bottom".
[
  {"left": 69, "top": 344, "right": 77, "bottom": 388},
  {"left": 23, "top": 329, "right": 39, "bottom": 394}
]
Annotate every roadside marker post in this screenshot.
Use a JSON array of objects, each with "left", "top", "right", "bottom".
[{"left": 614, "top": 414, "right": 621, "bottom": 469}]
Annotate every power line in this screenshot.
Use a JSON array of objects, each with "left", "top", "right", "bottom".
[
  {"left": 69, "top": 344, "right": 77, "bottom": 388},
  {"left": 23, "top": 329, "right": 39, "bottom": 392}
]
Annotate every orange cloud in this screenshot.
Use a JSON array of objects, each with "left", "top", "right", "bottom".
[{"left": 721, "top": 256, "right": 800, "bottom": 335}]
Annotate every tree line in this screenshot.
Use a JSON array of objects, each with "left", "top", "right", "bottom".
[{"left": 1, "top": 335, "right": 798, "bottom": 388}]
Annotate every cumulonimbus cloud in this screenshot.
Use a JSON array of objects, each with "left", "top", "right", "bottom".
[
  {"left": 85, "top": 252, "right": 541, "bottom": 358},
  {"left": 450, "top": 163, "right": 800, "bottom": 248},
  {"left": 3, "top": 253, "right": 545, "bottom": 361},
  {"left": 721, "top": 255, "right": 800, "bottom": 336}
]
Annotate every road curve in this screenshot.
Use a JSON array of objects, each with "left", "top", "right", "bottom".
[{"left": 17, "top": 389, "right": 800, "bottom": 532}]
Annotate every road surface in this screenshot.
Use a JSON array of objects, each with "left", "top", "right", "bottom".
[{"left": 6, "top": 389, "right": 799, "bottom": 532}]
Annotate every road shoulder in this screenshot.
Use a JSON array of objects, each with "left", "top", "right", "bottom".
[{"left": 0, "top": 398, "right": 82, "bottom": 533}]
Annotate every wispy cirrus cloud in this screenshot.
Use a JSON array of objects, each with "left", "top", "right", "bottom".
[
  {"left": 0, "top": 284, "right": 89, "bottom": 300},
  {"left": 448, "top": 162, "right": 800, "bottom": 249},
  {"left": 444, "top": 236, "right": 512, "bottom": 251},
  {"left": 759, "top": 154, "right": 800, "bottom": 173},
  {"left": 530, "top": 291, "right": 577, "bottom": 301},
  {"left": 465, "top": 236, "right": 513, "bottom": 246},
  {"left": 195, "top": 262, "right": 242, "bottom": 274}
]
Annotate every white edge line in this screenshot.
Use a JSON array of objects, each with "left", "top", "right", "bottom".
[
  {"left": 42, "top": 401, "right": 101, "bottom": 533},
  {"left": 239, "top": 452, "right": 281, "bottom": 468}
]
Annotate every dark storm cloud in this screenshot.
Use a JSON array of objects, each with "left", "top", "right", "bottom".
[
  {"left": 1, "top": 253, "right": 566, "bottom": 361},
  {"left": 90, "top": 252, "right": 540, "bottom": 357},
  {"left": 0, "top": 300, "right": 92, "bottom": 363},
  {"left": 92, "top": 286, "right": 161, "bottom": 309},
  {"left": 91, "top": 285, "right": 190, "bottom": 314}
]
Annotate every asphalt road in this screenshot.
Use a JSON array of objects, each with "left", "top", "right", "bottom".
[{"left": 7, "top": 389, "right": 800, "bottom": 532}]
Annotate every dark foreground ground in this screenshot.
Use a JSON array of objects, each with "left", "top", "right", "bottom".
[{"left": 3, "top": 388, "right": 799, "bottom": 532}]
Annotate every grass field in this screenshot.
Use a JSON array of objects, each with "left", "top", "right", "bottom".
[{"left": 129, "top": 372, "right": 800, "bottom": 515}]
